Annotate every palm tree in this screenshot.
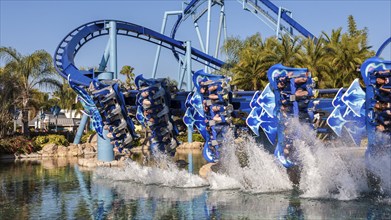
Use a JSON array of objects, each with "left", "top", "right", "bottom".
[
  {"left": 322, "top": 16, "right": 374, "bottom": 88},
  {"left": 120, "top": 65, "right": 136, "bottom": 89},
  {"left": 0, "top": 47, "right": 61, "bottom": 136},
  {"left": 53, "top": 79, "right": 82, "bottom": 118},
  {"left": 223, "top": 33, "right": 271, "bottom": 90},
  {"left": 296, "top": 36, "right": 333, "bottom": 88},
  {"left": 231, "top": 48, "right": 266, "bottom": 90},
  {"left": 262, "top": 34, "right": 303, "bottom": 67},
  {"left": 0, "top": 68, "right": 21, "bottom": 138}
]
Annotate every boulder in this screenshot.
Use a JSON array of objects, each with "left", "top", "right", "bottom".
[
  {"left": 190, "top": 142, "right": 203, "bottom": 149},
  {"left": 178, "top": 142, "right": 203, "bottom": 149},
  {"left": 199, "top": 163, "right": 216, "bottom": 179},
  {"left": 68, "top": 144, "right": 79, "bottom": 156},
  {"left": 57, "top": 145, "right": 68, "bottom": 157},
  {"left": 42, "top": 143, "right": 58, "bottom": 157},
  {"left": 83, "top": 143, "right": 96, "bottom": 155},
  {"left": 77, "top": 144, "right": 85, "bottom": 156},
  {"left": 42, "top": 143, "right": 58, "bottom": 156}
]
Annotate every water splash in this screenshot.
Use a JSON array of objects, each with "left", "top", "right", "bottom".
[
  {"left": 366, "top": 132, "right": 391, "bottom": 197},
  {"left": 94, "top": 119, "right": 390, "bottom": 201},
  {"left": 94, "top": 151, "right": 208, "bottom": 188},
  {"left": 286, "top": 118, "right": 369, "bottom": 200},
  {"left": 207, "top": 131, "right": 292, "bottom": 193}
]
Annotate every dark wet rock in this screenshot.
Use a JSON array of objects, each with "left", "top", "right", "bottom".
[{"left": 175, "top": 159, "right": 189, "bottom": 168}]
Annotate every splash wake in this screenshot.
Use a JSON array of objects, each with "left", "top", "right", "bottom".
[{"left": 94, "top": 121, "right": 390, "bottom": 200}]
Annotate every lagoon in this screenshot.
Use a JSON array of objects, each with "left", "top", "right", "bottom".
[{"left": 1, "top": 149, "right": 390, "bottom": 220}]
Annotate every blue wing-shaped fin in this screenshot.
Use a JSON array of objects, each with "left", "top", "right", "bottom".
[
  {"left": 341, "top": 79, "right": 365, "bottom": 117},
  {"left": 257, "top": 83, "right": 276, "bottom": 117},
  {"left": 250, "top": 91, "right": 261, "bottom": 108},
  {"left": 259, "top": 109, "right": 278, "bottom": 145},
  {"left": 327, "top": 105, "right": 347, "bottom": 137},
  {"left": 246, "top": 107, "right": 263, "bottom": 136},
  {"left": 189, "top": 92, "right": 204, "bottom": 116},
  {"left": 332, "top": 88, "right": 345, "bottom": 107},
  {"left": 68, "top": 76, "right": 104, "bottom": 137},
  {"left": 343, "top": 108, "right": 366, "bottom": 146}
]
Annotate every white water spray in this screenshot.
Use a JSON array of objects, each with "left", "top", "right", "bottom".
[
  {"left": 207, "top": 131, "right": 292, "bottom": 193},
  {"left": 287, "top": 118, "right": 370, "bottom": 200},
  {"left": 94, "top": 151, "right": 208, "bottom": 188}
]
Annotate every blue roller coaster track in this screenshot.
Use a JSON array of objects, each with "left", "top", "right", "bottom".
[
  {"left": 53, "top": 1, "right": 390, "bottom": 169},
  {"left": 168, "top": 0, "right": 316, "bottom": 63},
  {"left": 54, "top": 20, "right": 225, "bottom": 87}
]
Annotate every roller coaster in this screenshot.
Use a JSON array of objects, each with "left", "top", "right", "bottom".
[{"left": 54, "top": 0, "right": 391, "bottom": 170}]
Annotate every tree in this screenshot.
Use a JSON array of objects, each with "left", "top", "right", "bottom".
[
  {"left": 296, "top": 36, "right": 333, "bottom": 88},
  {"left": 322, "top": 18, "right": 374, "bottom": 88},
  {"left": 52, "top": 79, "right": 82, "bottom": 117},
  {"left": 0, "top": 47, "right": 61, "bottom": 136},
  {"left": 223, "top": 34, "right": 304, "bottom": 90},
  {"left": 120, "top": 65, "right": 136, "bottom": 89},
  {"left": 223, "top": 33, "right": 271, "bottom": 90},
  {"left": 0, "top": 68, "right": 21, "bottom": 138}
]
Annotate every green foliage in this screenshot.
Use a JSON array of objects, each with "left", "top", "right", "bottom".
[
  {"left": 0, "top": 136, "right": 36, "bottom": 154},
  {"left": 81, "top": 130, "right": 96, "bottom": 143},
  {"left": 120, "top": 65, "right": 136, "bottom": 89},
  {"left": 177, "top": 132, "right": 204, "bottom": 143},
  {"left": 0, "top": 68, "right": 20, "bottom": 138},
  {"left": 32, "top": 134, "right": 69, "bottom": 147},
  {"left": 222, "top": 16, "right": 375, "bottom": 90},
  {"left": 0, "top": 47, "right": 61, "bottom": 136},
  {"left": 232, "top": 117, "right": 246, "bottom": 126}
]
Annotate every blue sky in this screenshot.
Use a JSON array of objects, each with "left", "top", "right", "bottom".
[{"left": 1, "top": 0, "right": 390, "bottom": 83}]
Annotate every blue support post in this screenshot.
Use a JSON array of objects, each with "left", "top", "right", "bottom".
[
  {"left": 96, "top": 21, "right": 117, "bottom": 162},
  {"left": 97, "top": 72, "right": 114, "bottom": 161},
  {"left": 186, "top": 41, "right": 193, "bottom": 173},
  {"left": 73, "top": 114, "right": 89, "bottom": 144},
  {"left": 109, "top": 21, "right": 118, "bottom": 79},
  {"left": 186, "top": 41, "right": 193, "bottom": 143}
]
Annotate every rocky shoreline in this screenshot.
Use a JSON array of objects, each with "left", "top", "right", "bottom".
[{"left": 0, "top": 141, "right": 206, "bottom": 169}]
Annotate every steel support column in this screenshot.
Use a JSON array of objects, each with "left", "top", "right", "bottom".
[{"left": 97, "top": 71, "right": 114, "bottom": 162}]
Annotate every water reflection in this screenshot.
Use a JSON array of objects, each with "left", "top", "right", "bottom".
[{"left": 0, "top": 157, "right": 390, "bottom": 219}]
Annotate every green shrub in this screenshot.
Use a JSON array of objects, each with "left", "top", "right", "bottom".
[
  {"left": 0, "top": 136, "right": 36, "bottom": 154},
  {"left": 32, "top": 134, "right": 69, "bottom": 147},
  {"left": 81, "top": 130, "right": 96, "bottom": 143},
  {"left": 177, "top": 132, "right": 204, "bottom": 143}
]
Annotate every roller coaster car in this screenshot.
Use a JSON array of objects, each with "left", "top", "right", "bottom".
[
  {"left": 183, "top": 70, "right": 233, "bottom": 163},
  {"left": 88, "top": 79, "right": 139, "bottom": 151},
  {"left": 135, "top": 74, "right": 180, "bottom": 155}
]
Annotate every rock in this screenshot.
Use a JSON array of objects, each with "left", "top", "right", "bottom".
[
  {"left": 68, "top": 144, "right": 79, "bottom": 156},
  {"left": 91, "top": 142, "right": 97, "bottom": 152},
  {"left": 57, "top": 145, "right": 68, "bottom": 157},
  {"left": 42, "top": 143, "right": 58, "bottom": 156},
  {"left": 83, "top": 144, "right": 96, "bottom": 155},
  {"left": 190, "top": 142, "right": 203, "bottom": 149},
  {"left": 199, "top": 163, "right": 216, "bottom": 178},
  {"left": 19, "top": 154, "right": 29, "bottom": 158},
  {"left": 177, "top": 142, "right": 187, "bottom": 149},
  {"left": 77, "top": 144, "right": 84, "bottom": 156},
  {"left": 178, "top": 142, "right": 203, "bottom": 149},
  {"left": 27, "top": 153, "right": 40, "bottom": 158}
]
